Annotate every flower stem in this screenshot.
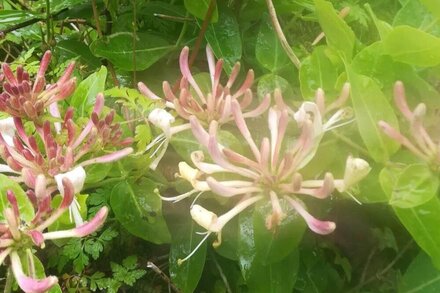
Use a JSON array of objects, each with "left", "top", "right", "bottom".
[{"left": 4, "top": 267, "right": 13, "bottom": 293}]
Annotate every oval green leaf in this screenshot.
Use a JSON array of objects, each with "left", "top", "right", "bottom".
[
  {"left": 110, "top": 179, "right": 171, "bottom": 244},
  {"left": 399, "top": 252, "right": 440, "bottom": 293},
  {"left": 90, "top": 32, "right": 173, "bottom": 71},
  {"left": 383, "top": 25, "right": 440, "bottom": 67},
  {"left": 390, "top": 164, "right": 439, "bottom": 208},
  {"left": 0, "top": 174, "right": 34, "bottom": 222},
  {"left": 255, "top": 13, "right": 288, "bottom": 72}
]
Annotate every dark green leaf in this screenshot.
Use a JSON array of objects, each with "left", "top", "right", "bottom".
[
  {"left": 168, "top": 208, "right": 207, "bottom": 293},
  {"left": 299, "top": 46, "right": 339, "bottom": 99},
  {"left": 184, "top": 0, "right": 218, "bottom": 22},
  {"left": 56, "top": 39, "right": 101, "bottom": 70},
  {"left": 110, "top": 179, "right": 171, "bottom": 244},
  {"left": 399, "top": 252, "right": 440, "bottom": 292},
  {"left": 257, "top": 74, "right": 294, "bottom": 100},
  {"left": 90, "top": 33, "right": 173, "bottom": 71},
  {"left": 204, "top": 6, "right": 241, "bottom": 74},
  {"left": 255, "top": 14, "right": 288, "bottom": 72},
  {"left": 394, "top": 197, "right": 440, "bottom": 269},
  {"left": 0, "top": 10, "right": 41, "bottom": 30},
  {"left": 253, "top": 199, "right": 306, "bottom": 264}
]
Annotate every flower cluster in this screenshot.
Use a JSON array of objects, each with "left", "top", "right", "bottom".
[
  {"left": 0, "top": 181, "right": 108, "bottom": 293},
  {"left": 0, "top": 51, "right": 76, "bottom": 122},
  {"left": 0, "top": 51, "right": 133, "bottom": 292},
  {"left": 149, "top": 49, "right": 370, "bottom": 263},
  {"left": 138, "top": 46, "right": 269, "bottom": 169},
  {"left": 379, "top": 81, "right": 440, "bottom": 166}
]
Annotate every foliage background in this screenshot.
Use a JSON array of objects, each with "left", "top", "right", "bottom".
[{"left": 1, "top": 0, "right": 440, "bottom": 292}]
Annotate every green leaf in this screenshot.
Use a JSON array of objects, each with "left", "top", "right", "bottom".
[
  {"left": 110, "top": 179, "right": 171, "bottom": 244},
  {"left": 56, "top": 39, "right": 101, "bottom": 70},
  {"left": 90, "top": 32, "right": 173, "bottom": 71},
  {"left": 364, "top": 4, "right": 393, "bottom": 40},
  {"left": 247, "top": 249, "right": 300, "bottom": 293},
  {"left": 420, "top": 0, "right": 440, "bottom": 20},
  {"left": 257, "top": 74, "right": 294, "bottom": 100},
  {"left": 135, "top": 124, "right": 152, "bottom": 152},
  {"left": 357, "top": 163, "right": 390, "bottom": 203},
  {"left": 168, "top": 205, "right": 207, "bottom": 293},
  {"left": 255, "top": 13, "right": 288, "bottom": 72},
  {"left": 399, "top": 252, "right": 440, "bottom": 293},
  {"left": 85, "top": 163, "right": 113, "bottom": 184},
  {"left": 204, "top": 6, "right": 241, "bottom": 74},
  {"left": 383, "top": 26, "right": 440, "bottom": 67},
  {"left": 238, "top": 210, "right": 300, "bottom": 292},
  {"left": 299, "top": 46, "right": 339, "bottom": 99},
  {"left": 69, "top": 66, "right": 107, "bottom": 116},
  {"left": 390, "top": 164, "right": 439, "bottom": 208},
  {"left": 0, "top": 174, "right": 34, "bottom": 222},
  {"left": 394, "top": 197, "right": 440, "bottom": 269},
  {"left": 346, "top": 68, "right": 400, "bottom": 162},
  {"left": 394, "top": 0, "right": 440, "bottom": 36},
  {"left": 314, "top": 0, "right": 355, "bottom": 60},
  {"left": 184, "top": 0, "right": 218, "bottom": 22},
  {"left": 0, "top": 10, "right": 41, "bottom": 30},
  {"left": 253, "top": 199, "right": 306, "bottom": 264}
]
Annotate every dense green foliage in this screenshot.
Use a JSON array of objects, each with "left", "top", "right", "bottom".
[{"left": 1, "top": 0, "right": 440, "bottom": 292}]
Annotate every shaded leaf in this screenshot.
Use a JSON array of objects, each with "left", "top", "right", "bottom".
[
  {"left": 184, "top": 0, "right": 218, "bottom": 22},
  {"left": 90, "top": 32, "right": 173, "bottom": 71},
  {"left": 110, "top": 179, "right": 171, "bottom": 244},
  {"left": 399, "top": 252, "right": 440, "bottom": 293},
  {"left": 255, "top": 13, "right": 288, "bottom": 72}
]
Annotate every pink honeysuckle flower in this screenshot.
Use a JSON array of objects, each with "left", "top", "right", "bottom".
[
  {"left": 0, "top": 92, "right": 133, "bottom": 223},
  {"left": 0, "top": 51, "right": 76, "bottom": 123},
  {"left": 0, "top": 182, "right": 108, "bottom": 293},
  {"left": 171, "top": 89, "right": 370, "bottom": 263},
  {"left": 139, "top": 46, "right": 270, "bottom": 169},
  {"left": 379, "top": 81, "right": 440, "bottom": 165}
]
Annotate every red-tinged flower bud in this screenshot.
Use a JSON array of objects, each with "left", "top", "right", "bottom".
[
  {"left": 1, "top": 63, "right": 17, "bottom": 84},
  {"left": 28, "top": 230, "right": 45, "bottom": 248},
  {"left": 6, "top": 190, "right": 19, "bottom": 217},
  {"left": 58, "top": 177, "right": 75, "bottom": 209},
  {"left": 23, "top": 101, "right": 37, "bottom": 119},
  {"left": 22, "top": 168, "right": 37, "bottom": 188}
]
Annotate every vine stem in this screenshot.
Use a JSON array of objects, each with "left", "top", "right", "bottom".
[
  {"left": 349, "top": 240, "right": 414, "bottom": 292},
  {"left": 4, "top": 267, "right": 13, "bottom": 293},
  {"left": 265, "top": 0, "right": 301, "bottom": 69}
]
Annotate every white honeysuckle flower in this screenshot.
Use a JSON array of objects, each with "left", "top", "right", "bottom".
[
  {"left": 54, "top": 166, "right": 86, "bottom": 195},
  {"left": 0, "top": 117, "right": 16, "bottom": 146},
  {"left": 146, "top": 108, "right": 191, "bottom": 170},
  {"left": 178, "top": 195, "right": 263, "bottom": 265},
  {"left": 54, "top": 166, "right": 87, "bottom": 226},
  {"left": 335, "top": 156, "right": 371, "bottom": 193}
]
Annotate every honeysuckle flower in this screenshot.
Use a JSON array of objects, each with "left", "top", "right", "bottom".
[
  {"left": 379, "top": 81, "right": 440, "bottom": 166},
  {"left": 0, "top": 116, "right": 15, "bottom": 146},
  {"left": 0, "top": 51, "right": 76, "bottom": 122},
  {"left": 139, "top": 46, "right": 270, "bottom": 169},
  {"left": 173, "top": 90, "right": 370, "bottom": 263},
  {"left": 0, "top": 93, "right": 133, "bottom": 184},
  {"left": 0, "top": 182, "right": 108, "bottom": 293}
]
